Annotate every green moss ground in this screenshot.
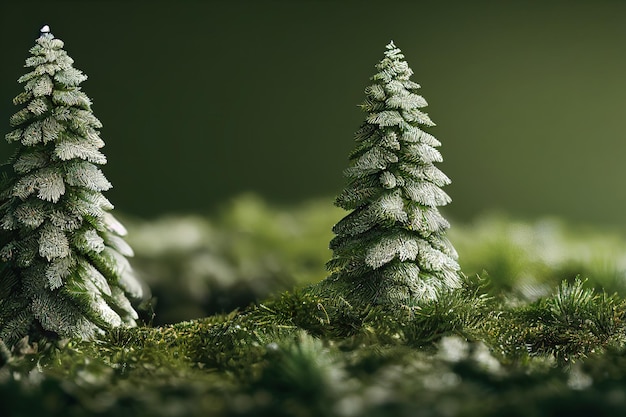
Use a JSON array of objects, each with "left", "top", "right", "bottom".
[{"left": 3, "top": 195, "right": 626, "bottom": 416}]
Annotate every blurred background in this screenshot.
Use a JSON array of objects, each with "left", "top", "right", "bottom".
[
  {"left": 3, "top": 0, "right": 626, "bottom": 324},
  {"left": 2, "top": 0, "right": 626, "bottom": 225}
]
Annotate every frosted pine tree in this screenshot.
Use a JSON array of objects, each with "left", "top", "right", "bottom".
[
  {"left": 325, "top": 41, "right": 460, "bottom": 305},
  {"left": 0, "top": 26, "right": 143, "bottom": 346}
]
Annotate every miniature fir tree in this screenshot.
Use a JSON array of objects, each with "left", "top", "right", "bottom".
[
  {"left": 325, "top": 41, "right": 461, "bottom": 304},
  {"left": 0, "top": 26, "right": 143, "bottom": 346}
]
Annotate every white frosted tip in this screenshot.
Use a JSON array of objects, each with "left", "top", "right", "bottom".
[{"left": 41, "top": 25, "right": 50, "bottom": 33}]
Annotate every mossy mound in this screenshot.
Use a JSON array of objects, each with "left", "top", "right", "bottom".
[{"left": 4, "top": 196, "right": 626, "bottom": 416}]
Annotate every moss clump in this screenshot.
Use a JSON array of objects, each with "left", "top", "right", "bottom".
[
  {"left": 487, "top": 278, "right": 626, "bottom": 365},
  {"left": 4, "top": 201, "right": 626, "bottom": 416}
]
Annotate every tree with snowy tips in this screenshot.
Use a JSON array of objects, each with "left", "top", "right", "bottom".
[
  {"left": 0, "top": 26, "right": 143, "bottom": 347},
  {"left": 324, "top": 41, "right": 460, "bottom": 305}
]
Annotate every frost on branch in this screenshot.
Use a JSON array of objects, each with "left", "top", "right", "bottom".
[
  {"left": 323, "top": 41, "right": 461, "bottom": 305},
  {"left": 0, "top": 26, "right": 143, "bottom": 347}
]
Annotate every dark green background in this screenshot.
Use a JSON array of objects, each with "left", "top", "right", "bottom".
[{"left": 2, "top": 0, "right": 626, "bottom": 226}]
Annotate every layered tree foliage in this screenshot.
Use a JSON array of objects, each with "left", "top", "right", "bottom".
[
  {"left": 325, "top": 41, "right": 460, "bottom": 304},
  {"left": 0, "top": 26, "right": 143, "bottom": 346}
]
